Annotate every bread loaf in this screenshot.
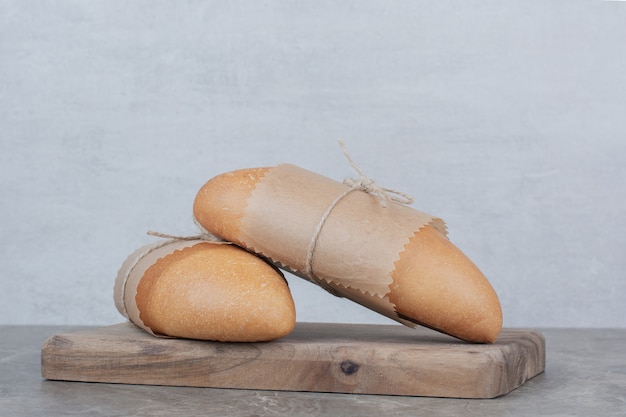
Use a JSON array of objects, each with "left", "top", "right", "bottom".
[
  {"left": 193, "top": 165, "right": 502, "bottom": 343},
  {"left": 114, "top": 239, "right": 296, "bottom": 342}
]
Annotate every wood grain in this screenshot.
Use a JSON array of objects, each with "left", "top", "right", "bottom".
[{"left": 41, "top": 322, "right": 544, "bottom": 398}]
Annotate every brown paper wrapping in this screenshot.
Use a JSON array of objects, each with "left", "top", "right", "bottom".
[
  {"left": 114, "top": 239, "right": 206, "bottom": 337},
  {"left": 237, "top": 163, "right": 447, "bottom": 327}
]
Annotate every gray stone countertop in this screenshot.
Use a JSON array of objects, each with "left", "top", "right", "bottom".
[{"left": 1, "top": 325, "right": 625, "bottom": 417}]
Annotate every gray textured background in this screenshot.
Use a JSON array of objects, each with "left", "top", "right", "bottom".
[{"left": 1, "top": 1, "right": 625, "bottom": 327}]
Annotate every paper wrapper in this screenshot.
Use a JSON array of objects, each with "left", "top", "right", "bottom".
[
  {"left": 114, "top": 239, "right": 206, "bottom": 337},
  {"left": 235, "top": 163, "right": 447, "bottom": 327}
]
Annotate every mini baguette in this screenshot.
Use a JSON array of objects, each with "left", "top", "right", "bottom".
[
  {"left": 193, "top": 166, "right": 502, "bottom": 343},
  {"left": 114, "top": 240, "right": 296, "bottom": 342}
]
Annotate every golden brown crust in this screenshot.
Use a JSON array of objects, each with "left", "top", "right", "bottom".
[
  {"left": 136, "top": 242, "right": 295, "bottom": 342},
  {"left": 193, "top": 168, "right": 270, "bottom": 245},
  {"left": 389, "top": 225, "right": 502, "bottom": 343}
]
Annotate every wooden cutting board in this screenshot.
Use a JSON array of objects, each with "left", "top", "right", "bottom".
[{"left": 41, "top": 322, "right": 544, "bottom": 398}]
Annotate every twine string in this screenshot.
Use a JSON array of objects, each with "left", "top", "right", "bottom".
[
  {"left": 146, "top": 230, "right": 226, "bottom": 242},
  {"left": 339, "top": 139, "right": 414, "bottom": 207},
  {"left": 304, "top": 140, "right": 414, "bottom": 293}
]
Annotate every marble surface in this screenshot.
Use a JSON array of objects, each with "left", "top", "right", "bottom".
[
  {"left": 3, "top": 1, "right": 626, "bottom": 332},
  {"left": 1, "top": 326, "right": 625, "bottom": 416}
]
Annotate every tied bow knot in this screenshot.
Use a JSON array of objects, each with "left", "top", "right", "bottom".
[
  {"left": 339, "top": 140, "right": 414, "bottom": 208},
  {"left": 342, "top": 176, "right": 413, "bottom": 207}
]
